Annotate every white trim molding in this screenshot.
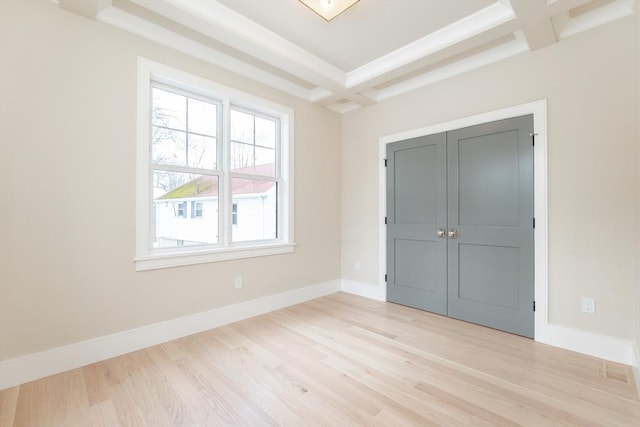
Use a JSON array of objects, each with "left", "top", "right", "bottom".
[
  {"left": 55, "top": 0, "right": 635, "bottom": 113},
  {"left": 341, "top": 279, "right": 386, "bottom": 301},
  {"left": 98, "top": 7, "right": 313, "bottom": 101},
  {"left": 345, "top": 1, "right": 516, "bottom": 89},
  {"left": 0, "top": 280, "right": 341, "bottom": 391},
  {"left": 558, "top": 0, "right": 635, "bottom": 40},
  {"left": 135, "top": 57, "right": 295, "bottom": 271},
  {"left": 536, "top": 324, "right": 634, "bottom": 365}
]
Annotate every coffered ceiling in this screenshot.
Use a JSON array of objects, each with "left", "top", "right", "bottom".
[{"left": 58, "top": 0, "right": 636, "bottom": 113}]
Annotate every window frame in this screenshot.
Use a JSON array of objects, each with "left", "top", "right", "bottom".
[{"left": 136, "top": 58, "right": 295, "bottom": 271}]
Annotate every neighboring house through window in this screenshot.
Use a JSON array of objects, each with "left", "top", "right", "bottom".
[{"left": 136, "top": 58, "right": 294, "bottom": 270}]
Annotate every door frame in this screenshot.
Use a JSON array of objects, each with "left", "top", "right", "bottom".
[{"left": 378, "top": 99, "right": 548, "bottom": 341}]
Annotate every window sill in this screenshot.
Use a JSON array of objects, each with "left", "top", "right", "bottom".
[{"left": 135, "top": 242, "right": 295, "bottom": 271}]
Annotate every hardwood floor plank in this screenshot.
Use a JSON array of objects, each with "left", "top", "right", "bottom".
[
  {"left": 226, "top": 318, "right": 401, "bottom": 426},
  {"left": 87, "top": 401, "right": 122, "bottom": 427},
  {"left": 172, "top": 335, "right": 279, "bottom": 426},
  {"left": 220, "top": 321, "right": 423, "bottom": 425},
  {"left": 146, "top": 344, "right": 268, "bottom": 426},
  {"left": 11, "top": 369, "right": 92, "bottom": 427},
  {"left": 82, "top": 359, "right": 151, "bottom": 427},
  {"left": 349, "top": 323, "right": 640, "bottom": 421},
  {"left": 316, "top": 294, "right": 638, "bottom": 398},
  {"left": 0, "top": 386, "right": 19, "bottom": 427},
  {"left": 2, "top": 293, "right": 638, "bottom": 426}
]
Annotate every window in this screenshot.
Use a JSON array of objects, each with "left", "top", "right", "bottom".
[
  {"left": 232, "top": 203, "right": 238, "bottom": 226},
  {"left": 136, "top": 58, "right": 294, "bottom": 270},
  {"left": 191, "top": 201, "right": 203, "bottom": 219},
  {"left": 176, "top": 202, "right": 187, "bottom": 218}
]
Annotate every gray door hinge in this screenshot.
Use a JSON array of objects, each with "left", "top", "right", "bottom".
[
  {"left": 533, "top": 301, "right": 536, "bottom": 312},
  {"left": 385, "top": 274, "right": 388, "bottom": 282},
  {"left": 533, "top": 218, "right": 535, "bottom": 229},
  {"left": 384, "top": 159, "right": 388, "bottom": 167},
  {"left": 385, "top": 217, "right": 388, "bottom": 225}
]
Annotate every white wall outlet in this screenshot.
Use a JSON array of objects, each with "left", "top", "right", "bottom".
[
  {"left": 354, "top": 261, "right": 361, "bottom": 272},
  {"left": 581, "top": 297, "right": 595, "bottom": 314},
  {"left": 234, "top": 276, "right": 243, "bottom": 289}
]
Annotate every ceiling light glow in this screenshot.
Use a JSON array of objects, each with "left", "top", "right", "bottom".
[{"left": 299, "top": 0, "right": 359, "bottom": 22}]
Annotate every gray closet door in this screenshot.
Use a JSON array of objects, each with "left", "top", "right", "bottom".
[
  {"left": 447, "top": 115, "right": 534, "bottom": 338},
  {"left": 386, "top": 133, "right": 447, "bottom": 315},
  {"left": 386, "top": 115, "right": 534, "bottom": 338}
]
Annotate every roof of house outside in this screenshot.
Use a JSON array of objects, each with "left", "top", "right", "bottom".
[{"left": 157, "top": 163, "right": 275, "bottom": 200}]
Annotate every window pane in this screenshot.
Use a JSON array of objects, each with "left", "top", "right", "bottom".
[
  {"left": 188, "top": 98, "right": 217, "bottom": 136},
  {"left": 230, "top": 109, "right": 254, "bottom": 144},
  {"left": 255, "top": 116, "right": 276, "bottom": 149},
  {"left": 232, "top": 179, "right": 277, "bottom": 242},
  {"left": 187, "top": 134, "right": 216, "bottom": 170},
  {"left": 152, "top": 88, "right": 186, "bottom": 130},
  {"left": 152, "top": 127, "right": 186, "bottom": 166},
  {"left": 255, "top": 146, "right": 275, "bottom": 174},
  {"left": 230, "top": 142, "right": 276, "bottom": 176},
  {"left": 230, "top": 141, "right": 253, "bottom": 171},
  {"left": 153, "top": 171, "right": 219, "bottom": 248},
  {"left": 230, "top": 109, "right": 277, "bottom": 176}
]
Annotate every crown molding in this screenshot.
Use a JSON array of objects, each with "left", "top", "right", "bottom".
[
  {"left": 97, "top": 7, "right": 314, "bottom": 101},
  {"left": 375, "top": 31, "right": 529, "bottom": 102},
  {"left": 58, "top": 0, "right": 637, "bottom": 114},
  {"left": 130, "top": 0, "right": 346, "bottom": 91},
  {"left": 558, "top": 0, "right": 635, "bottom": 39},
  {"left": 345, "top": 1, "right": 516, "bottom": 88}
]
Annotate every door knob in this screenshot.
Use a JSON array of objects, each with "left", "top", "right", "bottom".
[
  {"left": 448, "top": 229, "right": 458, "bottom": 239},
  {"left": 437, "top": 228, "right": 446, "bottom": 239}
]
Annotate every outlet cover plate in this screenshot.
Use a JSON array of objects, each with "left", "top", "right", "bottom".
[{"left": 581, "top": 297, "right": 595, "bottom": 314}]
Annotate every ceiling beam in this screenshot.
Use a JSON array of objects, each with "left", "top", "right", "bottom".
[
  {"left": 59, "top": 0, "right": 112, "bottom": 20},
  {"left": 510, "top": 0, "right": 557, "bottom": 50},
  {"left": 314, "top": 90, "right": 376, "bottom": 109},
  {"left": 129, "top": 0, "right": 347, "bottom": 94}
]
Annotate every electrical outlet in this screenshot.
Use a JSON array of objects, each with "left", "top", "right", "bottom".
[
  {"left": 354, "top": 261, "right": 361, "bottom": 272},
  {"left": 234, "top": 276, "right": 243, "bottom": 289},
  {"left": 581, "top": 297, "right": 595, "bottom": 314}
]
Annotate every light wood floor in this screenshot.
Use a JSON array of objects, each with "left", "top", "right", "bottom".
[{"left": 1, "top": 293, "right": 638, "bottom": 426}]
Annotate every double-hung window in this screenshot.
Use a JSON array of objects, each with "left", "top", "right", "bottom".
[{"left": 136, "top": 58, "right": 294, "bottom": 270}]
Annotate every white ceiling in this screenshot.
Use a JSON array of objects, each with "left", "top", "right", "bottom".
[
  {"left": 217, "top": 0, "right": 495, "bottom": 71},
  {"left": 59, "top": 0, "right": 636, "bottom": 113}
]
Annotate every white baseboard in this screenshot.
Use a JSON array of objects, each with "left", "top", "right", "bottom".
[
  {"left": 536, "top": 323, "right": 634, "bottom": 365},
  {"left": 339, "top": 279, "right": 634, "bottom": 366},
  {"left": 341, "top": 279, "right": 386, "bottom": 301},
  {"left": 0, "top": 279, "right": 341, "bottom": 391}
]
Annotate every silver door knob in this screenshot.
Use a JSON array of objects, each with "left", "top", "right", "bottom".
[
  {"left": 437, "top": 228, "right": 446, "bottom": 239},
  {"left": 448, "top": 229, "right": 457, "bottom": 239}
]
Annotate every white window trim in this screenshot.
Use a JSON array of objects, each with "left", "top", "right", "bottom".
[{"left": 136, "top": 57, "right": 295, "bottom": 271}]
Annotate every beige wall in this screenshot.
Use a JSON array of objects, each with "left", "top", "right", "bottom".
[
  {"left": 635, "top": 7, "right": 640, "bottom": 372},
  {"left": 0, "top": 1, "right": 341, "bottom": 360},
  {"left": 342, "top": 18, "right": 637, "bottom": 340}
]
